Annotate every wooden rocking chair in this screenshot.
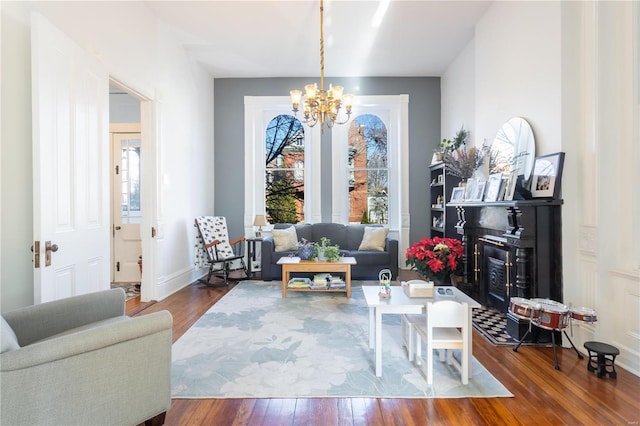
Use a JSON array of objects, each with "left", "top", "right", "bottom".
[{"left": 194, "top": 216, "right": 248, "bottom": 287}]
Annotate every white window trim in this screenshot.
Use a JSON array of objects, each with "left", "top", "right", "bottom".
[
  {"left": 244, "top": 96, "right": 322, "bottom": 235},
  {"left": 331, "top": 95, "right": 410, "bottom": 269}
]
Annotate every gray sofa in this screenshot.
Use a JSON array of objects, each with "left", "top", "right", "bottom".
[
  {"left": 1, "top": 288, "right": 173, "bottom": 426},
  {"left": 261, "top": 223, "right": 398, "bottom": 281}
]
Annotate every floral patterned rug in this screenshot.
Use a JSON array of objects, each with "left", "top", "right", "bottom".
[{"left": 170, "top": 281, "right": 512, "bottom": 399}]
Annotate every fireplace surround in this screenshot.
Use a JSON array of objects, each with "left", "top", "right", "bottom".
[{"left": 450, "top": 199, "right": 563, "bottom": 341}]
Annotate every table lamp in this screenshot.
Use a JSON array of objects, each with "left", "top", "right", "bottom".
[{"left": 253, "top": 214, "right": 268, "bottom": 238}]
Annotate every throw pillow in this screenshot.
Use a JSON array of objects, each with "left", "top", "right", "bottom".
[
  {"left": 272, "top": 226, "right": 299, "bottom": 252},
  {"left": 1, "top": 316, "right": 20, "bottom": 353},
  {"left": 358, "top": 226, "right": 389, "bottom": 251}
]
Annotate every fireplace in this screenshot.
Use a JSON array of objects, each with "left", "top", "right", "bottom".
[
  {"left": 480, "top": 238, "right": 510, "bottom": 312},
  {"left": 453, "top": 200, "right": 563, "bottom": 342}
]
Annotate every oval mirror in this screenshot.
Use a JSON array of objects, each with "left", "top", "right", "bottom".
[{"left": 489, "top": 117, "right": 536, "bottom": 181}]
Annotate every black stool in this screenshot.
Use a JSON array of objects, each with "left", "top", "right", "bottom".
[{"left": 584, "top": 341, "right": 619, "bottom": 379}]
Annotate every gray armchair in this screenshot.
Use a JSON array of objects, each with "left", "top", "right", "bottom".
[{"left": 1, "top": 288, "right": 173, "bottom": 426}]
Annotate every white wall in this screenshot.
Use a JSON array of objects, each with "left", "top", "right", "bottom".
[
  {"left": 441, "top": 1, "right": 639, "bottom": 375},
  {"left": 1, "top": 1, "right": 214, "bottom": 310},
  {"left": 441, "top": 39, "right": 475, "bottom": 144}
]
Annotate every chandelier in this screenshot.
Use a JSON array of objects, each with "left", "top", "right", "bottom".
[{"left": 290, "top": 0, "right": 353, "bottom": 129}]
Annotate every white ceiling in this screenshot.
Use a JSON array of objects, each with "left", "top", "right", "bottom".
[{"left": 143, "top": 0, "right": 492, "bottom": 78}]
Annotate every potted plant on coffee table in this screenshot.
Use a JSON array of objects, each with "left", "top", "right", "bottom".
[{"left": 314, "top": 237, "right": 341, "bottom": 262}]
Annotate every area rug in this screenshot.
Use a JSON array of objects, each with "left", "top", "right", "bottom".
[
  {"left": 111, "top": 282, "right": 140, "bottom": 301},
  {"left": 472, "top": 305, "right": 552, "bottom": 347},
  {"left": 472, "top": 305, "right": 519, "bottom": 345},
  {"left": 171, "top": 281, "right": 512, "bottom": 399}
]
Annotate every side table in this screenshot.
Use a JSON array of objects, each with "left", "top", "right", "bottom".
[
  {"left": 245, "top": 237, "right": 262, "bottom": 279},
  {"left": 584, "top": 341, "right": 620, "bottom": 379}
]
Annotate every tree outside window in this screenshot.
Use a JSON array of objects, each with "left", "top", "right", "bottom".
[
  {"left": 265, "top": 115, "right": 305, "bottom": 224},
  {"left": 348, "top": 115, "right": 388, "bottom": 224}
]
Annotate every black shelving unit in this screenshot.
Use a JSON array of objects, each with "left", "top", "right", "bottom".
[{"left": 429, "top": 162, "right": 460, "bottom": 238}]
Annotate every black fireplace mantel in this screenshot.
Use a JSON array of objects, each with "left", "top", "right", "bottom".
[{"left": 448, "top": 199, "right": 563, "bottom": 311}]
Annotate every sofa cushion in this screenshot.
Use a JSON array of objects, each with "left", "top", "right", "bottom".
[
  {"left": 347, "top": 250, "right": 392, "bottom": 265},
  {"left": 312, "top": 223, "right": 347, "bottom": 248},
  {"left": 358, "top": 226, "right": 389, "bottom": 251},
  {"left": 1, "top": 316, "right": 20, "bottom": 353},
  {"left": 272, "top": 226, "right": 299, "bottom": 252}
]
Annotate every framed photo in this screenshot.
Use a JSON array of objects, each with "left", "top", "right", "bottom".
[
  {"left": 450, "top": 187, "right": 465, "bottom": 203},
  {"left": 503, "top": 170, "right": 518, "bottom": 201},
  {"left": 464, "top": 178, "right": 478, "bottom": 201},
  {"left": 469, "top": 180, "right": 485, "bottom": 202},
  {"left": 484, "top": 173, "right": 503, "bottom": 202},
  {"left": 531, "top": 152, "right": 565, "bottom": 199}
]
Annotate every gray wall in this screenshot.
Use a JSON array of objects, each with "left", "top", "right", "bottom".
[{"left": 213, "top": 77, "right": 440, "bottom": 246}]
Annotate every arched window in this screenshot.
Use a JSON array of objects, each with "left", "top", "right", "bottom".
[
  {"left": 347, "top": 114, "right": 388, "bottom": 224},
  {"left": 265, "top": 114, "right": 305, "bottom": 223}
]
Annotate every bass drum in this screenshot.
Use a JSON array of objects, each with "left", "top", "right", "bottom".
[{"left": 530, "top": 298, "right": 570, "bottom": 330}]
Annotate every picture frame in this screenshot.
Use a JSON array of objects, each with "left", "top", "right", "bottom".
[
  {"left": 531, "top": 152, "right": 565, "bottom": 199},
  {"left": 503, "top": 170, "right": 518, "bottom": 201},
  {"left": 470, "top": 180, "right": 486, "bottom": 202},
  {"left": 450, "top": 187, "right": 465, "bottom": 203},
  {"left": 484, "top": 173, "right": 503, "bottom": 202},
  {"left": 464, "top": 178, "right": 478, "bottom": 201}
]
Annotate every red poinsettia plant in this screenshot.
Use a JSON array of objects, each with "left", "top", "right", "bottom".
[{"left": 405, "top": 237, "right": 464, "bottom": 282}]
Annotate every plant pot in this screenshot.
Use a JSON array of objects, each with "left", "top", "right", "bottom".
[{"left": 298, "top": 244, "right": 314, "bottom": 260}]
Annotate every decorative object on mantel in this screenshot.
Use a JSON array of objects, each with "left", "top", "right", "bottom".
[
  {"left": 530, "top": 152, "right": 565, "bottom": 199},
  {"left": 289, "top": 0, "right": 353, "bottom": 130},
  {"left": 440, "top": 126, "right": 469, "bottom": 155},
  {"left": 443, "top": 127, "right": 489, "bottom": 183},
  {"left": 405, "top": 237, "right": 463, "bottom": 285}
]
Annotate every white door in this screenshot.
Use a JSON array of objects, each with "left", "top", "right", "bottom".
[
  {"left": 31, "top": 13, "right": 110, "bottom": 303},
  {"left": 111, "top": 132, "right": 142, "bottom": 283}
]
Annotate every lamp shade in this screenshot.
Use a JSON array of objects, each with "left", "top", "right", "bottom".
[{"left": 253, "top": 215, "right": 268, "bottom": 227}]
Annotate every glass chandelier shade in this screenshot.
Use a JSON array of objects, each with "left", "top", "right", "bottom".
[{"left": 290, "top": 0, "right": 353, "bottom": 129}]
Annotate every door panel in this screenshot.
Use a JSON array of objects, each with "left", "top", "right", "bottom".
[{"left": 32, "top": 13, "right": 110, "bottom": 303}]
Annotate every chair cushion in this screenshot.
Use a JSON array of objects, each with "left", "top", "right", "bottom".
[
  {"left": 272, "top": 226, "right": 299, "bottom": 252},
  {"left": 1, "top": 316, "right": 20, "bottom": 353},
  {"left": 358, "top": 226, "right": 389, "bottom": 251}
]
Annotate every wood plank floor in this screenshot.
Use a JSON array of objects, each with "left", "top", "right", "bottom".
[{"left": 128, "top": 273, "right": 640, "bottom": 425}]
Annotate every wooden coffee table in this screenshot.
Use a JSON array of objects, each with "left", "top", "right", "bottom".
[{"left": 278, "top": 256, "right": 356, "bottom": 298}]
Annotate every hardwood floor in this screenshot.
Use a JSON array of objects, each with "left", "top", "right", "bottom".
[{"left": 128, "top": 273, "right": 640, "bottom": 425}]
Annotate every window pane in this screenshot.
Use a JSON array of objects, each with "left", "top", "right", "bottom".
[
  {"left": 265, "top": 115, "right": 305, "bottom": 223},
  {"left": 348, "top": 114, "right": 388, "bottom": 224},
  {"left": 119, "top": 139, "right": 141, "bottom": 224},
  {"left": 265, "top": 170, "right": 304, "bottom": 224}
]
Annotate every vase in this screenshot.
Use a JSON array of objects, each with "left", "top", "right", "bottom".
[{"left": 298, "top": 244, "right": 314, "bottom": 260}]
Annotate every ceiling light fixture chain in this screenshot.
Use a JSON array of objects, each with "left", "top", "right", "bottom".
[{"left": 290, "top": 0, "right": 353, "bottom": 130}]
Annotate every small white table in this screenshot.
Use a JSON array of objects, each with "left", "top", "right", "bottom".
[{"left": 361, "top": 285, "right": 480, "bottom": 377}]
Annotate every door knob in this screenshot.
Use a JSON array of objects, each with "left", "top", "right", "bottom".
[
  {"left": 45, "top": 241, "right": 58, "bottom": 267},
  {"left": 115, "top": 226, "right": 122, "bottom": 230}
]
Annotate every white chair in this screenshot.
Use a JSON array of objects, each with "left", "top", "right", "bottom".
[
  {"left": 415, "top": 300, "right": 469, "bottom": 385},
  {"left": 400, "top": 280, "right": 430, "bottom": 362}
]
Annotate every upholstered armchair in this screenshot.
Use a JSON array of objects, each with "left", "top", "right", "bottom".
[{"left": 1, "top": 288, "right": 173, "bottom": 426}]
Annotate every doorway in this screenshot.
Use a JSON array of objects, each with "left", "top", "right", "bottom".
[{"left": 109, "top": 83, "right": 142, "bottom": 298}]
